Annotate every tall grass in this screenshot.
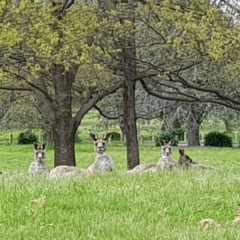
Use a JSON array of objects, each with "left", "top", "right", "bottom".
[{"left": 1, "top": 143, "right": 240, "bottom": 239}]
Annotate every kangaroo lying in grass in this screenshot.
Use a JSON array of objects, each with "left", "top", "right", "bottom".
[
  {"left": 28, "top": 143, "right": 50, "bottom": 175},
  {"left": 178, "top": 149, "right": 215, "bottom": 170},
  {"left": 127, "top": 139, "right": 177, "bottom": 174},
  {"left": 49, "top": 133, "right": 115, "bottom": 179},
  {"left": 86, "top": 133, "right": 115, "bottom": 174}
]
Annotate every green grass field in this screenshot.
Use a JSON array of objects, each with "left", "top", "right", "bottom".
[{"left": 1, "top": 143, "right": 240, "bottom": 239}]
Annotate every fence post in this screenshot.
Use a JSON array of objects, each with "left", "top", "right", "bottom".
[
  {"left": 235, "top": 131, "right": 239, "bottom": 143},
  {"left": 120, "top": 132, "right": 123, "bottom": 141},
  {"left": 152, "top": 133, "right": 155, "bottom": 142},
  {"left": 108, "top": 134, "right": 112, "bottom": 144},
  {"left": 184, "top": 132, "right": 187, "bottom": 143},
  {"left": 201, "top": 132, "right": 205, "bottom": 143}
]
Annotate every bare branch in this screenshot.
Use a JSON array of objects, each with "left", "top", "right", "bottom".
[
  {"left": 94, "top": 104, "right": 122, "bottom": 120},
  {"left": 74, "top": 82, "right": 122, "bottom": 122},
  {"left": 170, "top": 73, "right": 240, "bottom": 105},
  {"left": 140, "top": 79, "right": 196, "bottom": 103}
]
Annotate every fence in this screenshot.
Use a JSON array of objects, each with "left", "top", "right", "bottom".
[
  {"left": 107, "top": 131, "right": 240, "bottom": 146},
  {"left": 7, "top": 131, "right": 240, "bottom": 145}
]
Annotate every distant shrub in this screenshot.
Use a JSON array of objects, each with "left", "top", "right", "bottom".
[
  {"left": 172, "top": 130, "right": 184, "bottom": 141},
  {"left": 17, "top": 130, "right": 38, "bottom": 145},
  {"left": 204, "top": 131, "right": 232, "bottom": 147},
  {"left": 111, "top": 132, "right": 121, "bottom": 141},
  {"left": 155, "top": 132, "right": 178, "bottom": 147}
]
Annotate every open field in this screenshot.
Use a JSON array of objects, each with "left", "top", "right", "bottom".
[{"left": 1, "top": 143, "right": 240, "bottom": 239}]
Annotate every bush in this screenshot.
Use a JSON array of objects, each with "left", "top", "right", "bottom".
[
  {"left": 111, "top": 132, "right": 121, "bottom": 141},
  {"left": 172, "top": 129, "right": 184, "bottom": 141},
  {"left": 204, "top": 131, "right": 232, "bottom": 147},
  {"left": 17, "top": 130, "right": 38, "bottom": 145},
  {"left": 155, "top": 132, "right": 178, "bottom": 146}
]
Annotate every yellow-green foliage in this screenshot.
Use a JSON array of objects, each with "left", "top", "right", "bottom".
[
  {"left": 1, "top": 0, "right": 239, "bottom": 87},
  {"left": 0, "top": 2, "right": 98, "bottom": 72},
  {"left": 136, "top": 0, "right": 240, "bottom": 66}
]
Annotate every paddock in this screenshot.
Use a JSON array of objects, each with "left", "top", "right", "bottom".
[{"left": 1, "top": 143, "right": 240, "bottom": 239}]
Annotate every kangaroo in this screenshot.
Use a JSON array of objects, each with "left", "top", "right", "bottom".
[
  {"left": 28, "top": 143, "right": 50, "bottom": 175},
  {"left": 155, "top": 140, "right": 177, "bottom": 170},
  {"left": 49, "top": 165, "right": 87, "bottom": 179},
  {"left": 178, "top": 148, "right": 215, "bottom": 170},
  {"left": 127, "top": 139, "right": 177, "bottom": 174},
  {"left": 86, "top": 133, "right": 116, "bottom": 175}
]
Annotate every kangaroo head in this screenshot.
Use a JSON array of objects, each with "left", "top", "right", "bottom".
[
  {"left": 178, "top": 148, "right": 193, "bottom": 164},
  {"left": 160, "top": 139, "right": 175, "bottom": 157},
  {"left": 33, "top": 143, "right": 47, "bottom": 163},
  {"left": 89, "top": 133, "right": 111, "bottom": 155}
]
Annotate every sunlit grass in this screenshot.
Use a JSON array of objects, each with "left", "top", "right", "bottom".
[{"left": 1, "top": 143, "right": 240, "bottom": 239}]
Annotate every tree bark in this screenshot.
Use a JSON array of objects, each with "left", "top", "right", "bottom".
[
  {"left": 52, "top": 64, "right": 77, "bottom": 166},
  {"left": 53, "top": 118, "right": 77, "bottom": 166},
  {"left": 121, "top": 3, "right": 139, "bottom": 169},
  {"left": 187, "top": 126, "right": 200, "bottom": 146},
  {"left": 223, "top": 118, "right": 232, "bottom": 132},
  {"left": 123, "top": 78, "right": 139, "bottom": 169}
]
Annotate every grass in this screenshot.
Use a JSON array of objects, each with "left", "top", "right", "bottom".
[{"left": 1, "top": 143, "right": 240, "bottom": 239}]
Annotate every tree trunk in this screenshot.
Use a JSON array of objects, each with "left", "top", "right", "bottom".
[
  {"left": 52, "top": 64, "right": 77, "bottom": 167},
  {"left": 123, "top": 79, "right": 139, "bottom": 169},
  {"left": 187, "top": 126, "right": 200, "bottom": 146},
  {"left": 53, "top": 118, "right": 77, "bottom": 167},
  {"left": 122, "top": 38, "right": 139, "bottom": 168},
  {"left": 223, "top": 118, "right": 232, "bottom": 132},
  {"left": 121, "top": 0, "right": 139, "bottom": 170}
]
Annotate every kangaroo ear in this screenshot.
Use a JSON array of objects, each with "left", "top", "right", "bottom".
[
  {"left": 159, "top": 139, "right": 165, "bottom": 146},
  {"left": 179, "top": 149, "right": 184, "bottom": 155},
  {"left": 169, "top": 138, "right": 177, "bottom": 146},
  {"left": 42, "top": 142, "right": 47, "bottom": 150},
  {"left": 33, "top": 143, "right": 38, "bottom": 150},
  {"left": 103, "top": 133, "right": 111, "bottom": 142},
  {"left": 89, "top": 133, "right": 97, "bottom": 142}
]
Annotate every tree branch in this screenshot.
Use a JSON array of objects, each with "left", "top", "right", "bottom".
[
  {"left": 0, "top": 86, "right": 32, "bottom": 91},
  {"left": 140, "top": 79, "right": 196, "bottom": 102},
  {"left": 94, "top": 104, "right": 122, "bottom": 120},
  {"left": 170, "top": 73, "right": 240, "bottom": 105},
  {"left": 74, "top": 82, "right": 122, "bottom": 122}
]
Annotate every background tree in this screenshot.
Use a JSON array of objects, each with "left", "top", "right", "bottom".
[{"left": 0, "top": 1, "right": 123, "bottom": 166}]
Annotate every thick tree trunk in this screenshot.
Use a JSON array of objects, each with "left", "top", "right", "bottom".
[
  {"left": 123, "top": 78, "right": 139, "bottom": 169},
  {"left": 122, "top": 14, "right": 139, "bottom": 169},
  {"left": 52, "top": 64, "right": 77, "bottom": 167},
  {"left": 53, "top": 118, "right": 77, "bottom": 167},
  {"left": 187, "top": 126, "right": 200, "bottom": 146},
  {"left": 121, "top": 2, "right": 139, "bottom": 170}
]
